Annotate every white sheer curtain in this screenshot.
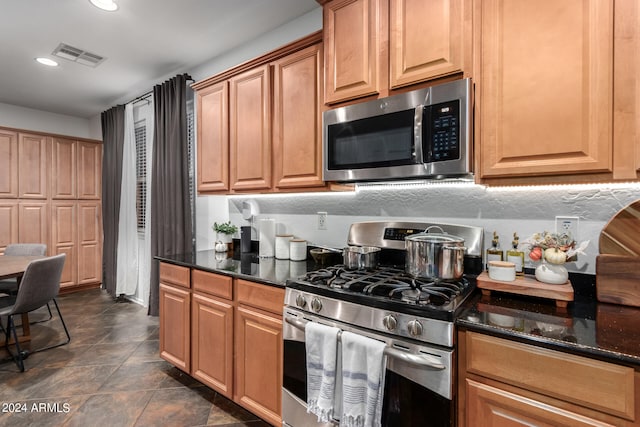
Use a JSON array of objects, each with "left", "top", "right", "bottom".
[{"left": 116, "top": 103, "right": 139, "bottom": 296}]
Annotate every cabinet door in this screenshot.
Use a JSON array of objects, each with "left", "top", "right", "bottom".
[
  {"left": 51, "top": 202, "right": 77, "bottom": 288},
  {"left": 197, "top": 82, "right": 229, "bottom": 193},
  {"left": 192, "top": 292, "right": 233, "bottom": 399},
  {"left": 0, "top": 201, "right": 18, "bottom": 254},
  {"left": 51, "top": 137, "right": 77, "bottom": 199},
  {"left": 235, "top": 305, "right": 283, "bottom": 426},
  {"left": 18, "top": 133, "right": 48, "bottom": 199},
  {"left": 389, "top": 0, "right": 467, "bottom": 88},
  {"left": 77, "top": 202, "right": 102, "bottom": 285},
  {"left": 324, "top": 0, "right": 381, "bottom": 104},
  {"left": 477, "top": 0, "right": 613, "bottom": 179},
  {"left": 0, "top": 129, "right": 18, "bottom": 198},
  {"left": 229, "top": 65, "right": 272, "bottom": 191},
  {"left": 18, "top": 202, "right": 48, "bottom": 246},
  {"left": 159, "top": 283, "right": 191, "bottom": 373},
  {"left": 466, "top": 379, "right": 617, "bottom": 427},
  {"left": 273, "top": 44, "right": 325, "bottom": 190},
  {"left": 77, "top": 141, "right": 101, "bottom": 200}
]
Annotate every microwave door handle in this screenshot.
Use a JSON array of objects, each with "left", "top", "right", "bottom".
[
  {"left": 414, "top": 106, "right": 425, "bottom": 163},
  {"left": 284, "top": 315, "right": 445, "bottom": 370}
]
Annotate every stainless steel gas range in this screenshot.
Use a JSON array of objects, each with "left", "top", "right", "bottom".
[{"left": 282, "top": 221, "right": 484, "bottom": 427}]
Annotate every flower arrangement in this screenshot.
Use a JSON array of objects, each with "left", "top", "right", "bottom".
[
  {"left": 212, "top": 221, "right": 238, "bottom": 235},
  {"left": 524, "top": 231, "right": 589, "bottom": 265}
]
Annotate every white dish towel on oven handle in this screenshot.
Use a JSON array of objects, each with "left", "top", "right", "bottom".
[
  {"left": 306, "top": 322, "right": 340, "bottom": 422},
  {"left": 339, "top": 331, "right": 387, "bottom": 427}
]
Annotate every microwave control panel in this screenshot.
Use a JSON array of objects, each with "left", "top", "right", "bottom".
[{"left": 423, "top": 100, "right": 460, "bottom": 162}]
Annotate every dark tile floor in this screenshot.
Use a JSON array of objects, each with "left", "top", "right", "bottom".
[{"left": 0, "top": 289, "right": 271, "bottom": 427}]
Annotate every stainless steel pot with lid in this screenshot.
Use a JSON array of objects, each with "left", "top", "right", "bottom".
[{"left": 405, "top": 226, "right": 466, "bottom": 280}]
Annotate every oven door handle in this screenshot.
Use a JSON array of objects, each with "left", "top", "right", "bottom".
[{"left": 284, "top": 315, "right": 446, "bottom": 370}]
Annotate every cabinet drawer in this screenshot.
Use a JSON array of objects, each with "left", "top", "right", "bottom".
[
  {"left": 192, "top": 269, "right": 233, "bottom": 300},
  {"left": 159, "top": 262, "right": 190, "bottom": 289},
  {"left": 465, "top": 332, "right": 635, "bottom": 420},
  {"left": 236, "top": 279, "right": 284, "bottom": 315}
]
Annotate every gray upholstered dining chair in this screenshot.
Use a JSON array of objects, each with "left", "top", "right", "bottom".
[{"left": 0, "top": 253, "right": 70, "bottom": 372}]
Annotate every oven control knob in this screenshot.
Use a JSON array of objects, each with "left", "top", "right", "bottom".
[
  {"left": 310, "top": 297, "right": 323, "bottom": 313},
  {"left": 295, "top": 294, "right": 307, "bottom": 308},
  {"left": 382, "top": 315, "right": 397, "bottom": 331},
  {"left": 407, "top": 320, "right": 423, "bottom": 337}
]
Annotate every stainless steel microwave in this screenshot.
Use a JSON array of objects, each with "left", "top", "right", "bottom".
[{"left": 322, "top": 78, "right": 473, "bottom": 182}]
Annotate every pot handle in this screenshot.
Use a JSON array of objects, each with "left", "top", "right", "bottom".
[
  {"left": 424, "top": 225, "right": 445, "bottom": 234},
  {"left": 443, "top": 245, "right": 467, "bottom": 253}
]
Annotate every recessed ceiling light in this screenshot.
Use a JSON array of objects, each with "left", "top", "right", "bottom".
[
  {"left": 35, "top": 57, "right": 59, "bottom": 67},
  {"left": 89, "top": 0, "right": 118, "bottom": 11}
]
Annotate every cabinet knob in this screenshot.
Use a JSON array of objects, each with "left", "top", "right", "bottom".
[
  {"left": 310, "top": 297, "right": 322, "bottom": 313},
  {"left": 382, "top": 314, "right": 397, "bottom": 331},
  {"left": 407, "top": 320, "right": 423, "bottom": 337}
]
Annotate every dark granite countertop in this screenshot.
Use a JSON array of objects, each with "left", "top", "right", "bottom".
[
  {"left": 155, "top": 249, "right": 323, "bottom": 288},
  {"left": 456, "top": 290, "right": 640, "bottom": 369}
]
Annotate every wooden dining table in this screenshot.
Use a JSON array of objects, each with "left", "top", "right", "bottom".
[{"left": 0, "top": 255, "right": 45, "bottom": 343}]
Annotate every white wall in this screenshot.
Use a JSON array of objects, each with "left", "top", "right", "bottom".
[
  {"left": 221, "top": 183, "right": 640, "bottom": 275},
  {"left": 0, "top": 102, "right": 96, "bottom": 139}
]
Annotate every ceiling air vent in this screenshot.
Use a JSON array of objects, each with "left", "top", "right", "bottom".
[{"left": 52, "top": 43, "right": 106, "bottom": 67}]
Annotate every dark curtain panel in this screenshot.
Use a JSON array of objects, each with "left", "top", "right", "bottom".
[
  {"left": 148, "top": 74, "right": 193, "bottom": 315},
  {"left": 101, "top": 105, "right": 126, "bottom": 297}
]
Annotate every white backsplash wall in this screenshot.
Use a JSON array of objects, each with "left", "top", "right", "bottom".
[{"left": 196, "top": 182, "right": 640, "bottom": 275}]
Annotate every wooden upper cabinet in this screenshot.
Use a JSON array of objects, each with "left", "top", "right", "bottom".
[
  {"left": 273, "top": 43, "right": 325, "bottom": 190},
  {"left": 18, "top": 133, "right": 48, "bottom": 199},
  {"left": 324, "top": 0, "right": 381, "bottom": 103},
  {"left": 77, "top": 141, "right": 101, "bottom": 200},
  {"left": 197, "top": 82, "right": 229, "bottom": 193},
  {"left": 51, "top": 137, "right": 77, "bottom": 199},
  {"left": 477, "top": 0, "right": 614, "bottom": 180},
  {"left": 389, "top": 0, "right": 467, "bottom": 89},
  {"left": 0, "top": 129, "right": 18, "bottom": 198},
  {"left": 229, "top": 65, "right": 272, "bottom": 191},
  {"left": 18, "top": 201, "right": 48, "bottom": 246}
]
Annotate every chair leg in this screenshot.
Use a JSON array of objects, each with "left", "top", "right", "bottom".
[
  {"left": 5, "top": 316, "right": 25, "bottom": 372},
  {"left": 29, "top": 299, "right": 71, "bottom": 354}
]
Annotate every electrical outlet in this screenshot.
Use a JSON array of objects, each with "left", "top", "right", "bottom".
[
  {"left": 317, "top": 212, "right": 328, "bottom": 230},
  {"left": 555, "top": 216, "right": 579, "bottom": 240}
]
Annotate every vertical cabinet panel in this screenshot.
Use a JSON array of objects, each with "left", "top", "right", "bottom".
[
  {"left": 77, "top": 202, "right": 101, "bottom": 285},
  {"left": 235, "top": 305, "right": 283, "bottom": 426},
  {"left": 389, "top": 0, "right": 466, "bottom": 88},
  {"left": 51, "top": 137, "right": 77, "bottom": 199},
  {"left": 0, "top": 130, "right": 18, "bottom": 198},
  {"left": 77, "top": 141, "right": 102, "bottom": 200},
  {"left": 229, "top": 65, "right": 271, "bottom": 191},
  {"left": 197, "top": 82, "right": 229, "bottom": 192},
  {"left": 0, "top": 202, "right": 18, "bottom": 254},
  {"left": 159, "top": 283, "right": 191, "bottom": 373},
  {"left": 324, "top": 0, "right": 381, "bottom": 103},
  {"left": 51, "top": 202, "right": 77, "bottom": 288},
  {"left": 18, "top": 202, "right": 48, "bottom": 246},
  {"left": 18, "top": 133, "right": 48, "bottom": 199},
  {"left": 478, "top": 0, "right": 614, "bottom": 178},
  {"left": 273, "top": 43, "right": 325, "bottom": 189},
  {"left": 192, "top": 293, "right": 234, "bottom": 399}
]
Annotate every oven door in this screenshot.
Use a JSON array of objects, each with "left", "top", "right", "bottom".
[{"left": 282, "top": 307, "right": 455, "bottom": 427}]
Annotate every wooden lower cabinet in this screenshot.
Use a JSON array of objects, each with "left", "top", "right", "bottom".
[
  {"left": 158, "top": 265, "right": 284, "bottom": 426},
  {"left": 191, "top": 292, "right": 234, "bottom": 399},
  {"left": 458, "top": 330, "right": 640, "bottom": 427},
  {"left": 234, "top": 305, "right": 283, "bottom": 426}
]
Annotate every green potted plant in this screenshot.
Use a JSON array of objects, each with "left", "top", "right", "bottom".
[{"left": 213, "top": 221, "right": 238, "bottom": 252}]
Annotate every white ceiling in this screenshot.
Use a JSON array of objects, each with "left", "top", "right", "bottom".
[{"left": 0, "top": 0, "right": 319, "bottom": 118}]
